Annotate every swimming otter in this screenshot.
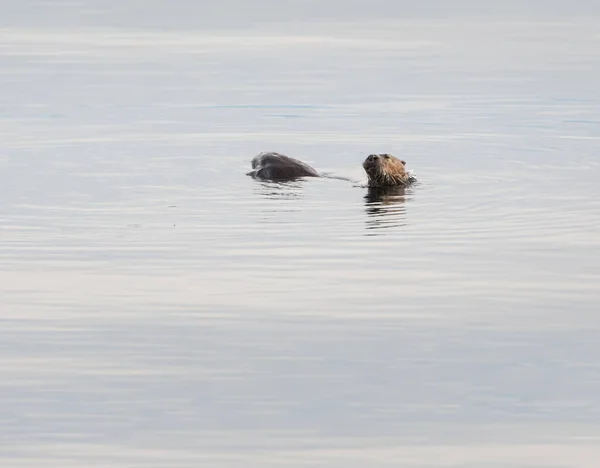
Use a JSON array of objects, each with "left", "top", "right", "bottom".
[
  {"left": 362, "top": 153, "right": 413, "bottom": 187},
  {"left": 247, "top": 151, "right": 415, "bottom": 187},
  {"left": 247, "top": 152, "right": 319, "bottom": 180}
]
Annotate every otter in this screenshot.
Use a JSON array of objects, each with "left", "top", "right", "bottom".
[{"left": 247, "top": 151, "right": 415, "bottom": 187}]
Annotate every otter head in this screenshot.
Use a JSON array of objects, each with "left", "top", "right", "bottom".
[{"left": 362, "top": 153, "right": 410, "bottom": 187}]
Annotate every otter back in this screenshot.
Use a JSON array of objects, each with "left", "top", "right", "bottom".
[{"left": 247, "top": 152, "right": 320, "bottom": 181}]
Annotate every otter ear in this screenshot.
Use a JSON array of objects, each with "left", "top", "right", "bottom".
[{"left": 400, "top": 160, "right": 406, "bottom": 166}]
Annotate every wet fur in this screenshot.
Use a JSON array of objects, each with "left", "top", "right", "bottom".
[
  {"left": 362, "top": 153, "right": 412, "bottom": 187},
  {"left": 247, "top": 152, "right": 320, "bottom": 180}
]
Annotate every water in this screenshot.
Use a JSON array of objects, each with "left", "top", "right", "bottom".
[{"left": 1, "top": 2, "right": 600, "bottom": 466}]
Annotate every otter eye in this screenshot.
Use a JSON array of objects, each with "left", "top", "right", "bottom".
[{"left": 383, "top": 154, "right": 390, "bottom": 159}]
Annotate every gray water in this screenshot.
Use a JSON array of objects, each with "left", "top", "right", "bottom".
[{"left": 2, "top": 1, "right": 600, "bottom": 467}]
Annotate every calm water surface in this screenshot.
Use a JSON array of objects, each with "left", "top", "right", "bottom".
[{"left": 1, "top": 2, "right": 600, "bottom": 467}]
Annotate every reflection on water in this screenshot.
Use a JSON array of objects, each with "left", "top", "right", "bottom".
[
  {"left": 253, "top": 180, "right": 306, "bottom": 200},
  {"left": 364, "top": 185, "right": 408, "bottom": 232},
  {"left": 2, "top": 6, "right": 600, "bottom": 468}
]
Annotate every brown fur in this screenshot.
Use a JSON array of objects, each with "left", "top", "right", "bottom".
[{"left": 362, "top": 153, "right": 411, "bottom": 187}]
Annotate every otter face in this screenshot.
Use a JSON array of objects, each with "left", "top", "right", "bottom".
[{"left": 362, "top": 153, "right": 410, "bottom": 187}]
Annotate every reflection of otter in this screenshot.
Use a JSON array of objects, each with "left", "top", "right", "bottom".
[
  {"left": 363, "top": 153, "right": 414, "bottom": 187},
  {"left": 365, "top": 185, "right": 408, "bottom": 205},
  {"left": 253, "top": 180, "right": 305, "bottom": 200},
  {"left": 364, "top": 185, "right": 409, "bottom": 232}
]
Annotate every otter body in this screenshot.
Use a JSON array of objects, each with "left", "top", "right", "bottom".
[
  {"left": 247, "top": 152, "right": 320, "bottom": 180},
  {"left": 247, "top": 151, "right": 415, "bottom": 187}
]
